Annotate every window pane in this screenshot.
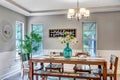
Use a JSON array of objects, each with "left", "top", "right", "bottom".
[
  {"left": 83, "top": 22, "right": 96, "bottom": 31},
  {"left": 83, "top": 48, "right": 96, "bottom": 56},
  {"left": 83, "top": 40, "right": 96, "bottom": 49},
  {"left": 83, "top": 31, "right": 96, "bottom": 40},
  {"left": 82, "top": 22, "right": 97, "bottom": 56},
  {"left": 31, "top": 24, "right": 43, "bottom": 56},
  {"left": 16, "top": 40, "right": 21, "bottom": 49},
  {"left": 16, "top": 22, "right": 23, "bottom": 51}
]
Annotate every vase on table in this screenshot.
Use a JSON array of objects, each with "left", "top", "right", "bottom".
[{"left": 63, "top": 43, "right": 72, "bottom": 59}]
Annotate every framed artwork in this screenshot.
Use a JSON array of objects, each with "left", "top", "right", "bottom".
[
  {"left": 0, "top": 21, "right": 13, "bottom": 42},
  {"left": 49, "top": 28, "right": 76, "bottom": 38}
]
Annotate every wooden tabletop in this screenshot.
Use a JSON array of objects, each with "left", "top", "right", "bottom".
[{"left": 31, "top": 56, "right": 106, "bottom": 65}]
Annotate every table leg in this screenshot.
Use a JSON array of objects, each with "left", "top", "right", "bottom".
[
  {"left": 29, "top": 60, "right": 33, "bottom": 80},
  {"left": 103, "top": 62, "right": 107, "bottom": 80}
]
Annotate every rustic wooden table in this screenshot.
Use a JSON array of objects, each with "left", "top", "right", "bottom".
[{"left": 29, "top": 56, "right": 107, "bottom": 80}]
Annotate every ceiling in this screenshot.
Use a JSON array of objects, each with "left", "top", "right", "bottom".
[{"left": 0, "top": 0, "right": 120, "bottom": 16}]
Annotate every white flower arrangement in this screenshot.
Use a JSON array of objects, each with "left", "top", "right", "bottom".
[{"left": 60, "top": 31, "right": 78, "bottom": 45}]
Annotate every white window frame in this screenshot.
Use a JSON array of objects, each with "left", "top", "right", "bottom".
[
  {"left": 16, "top": 21, "right": 24, "bottom": 58},
  {"left": 82, "top": 22, "right": 97, "bottom": 56},
  {"left": 31, "top": 23, "right": 44, "bottom": 57}
]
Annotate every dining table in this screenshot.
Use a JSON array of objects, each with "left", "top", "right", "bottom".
[{"left": 29, "top": 56, "right": 107, "bottom": 80}]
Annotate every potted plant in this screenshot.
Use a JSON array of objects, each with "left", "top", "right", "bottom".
[{"left": 20, "top": 31, "right": 42, "bottom": 60}]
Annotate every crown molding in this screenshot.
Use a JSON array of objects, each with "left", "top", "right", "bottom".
[{"left": 0, "top": 0, "right": 120, "bottom": 16}]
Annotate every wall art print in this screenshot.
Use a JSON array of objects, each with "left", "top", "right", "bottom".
[
  {"left": 0, "top": 21, "right": 13, "bottom": 42},
  {"left": 49, "top": 28, "right": 76, "bottom": 38}
]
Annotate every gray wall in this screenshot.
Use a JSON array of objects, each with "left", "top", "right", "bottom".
[
  {"left": 27, "top": 15, "right": 83, "bottom": 50},
  {"left": 27, "top": 11, "right": 120, "bottom": 50},
  {"left": 93, "top": 12, "right": 120, "bottom": 50},
  {"left": 0, "top": 5, "right": 27, "bottom": 79},
  {"left": 0, "top": 5, "right": 27, "bottom": 51}
]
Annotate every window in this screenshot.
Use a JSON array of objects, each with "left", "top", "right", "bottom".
[
  {"left": 82, "top": 22, "right": 97, "bottom": 56},
  {"left": 31, "top": 24, "right": 43, "bottom": 56},
  {"left": 16, "top": 21, "right": 24, "bottom": 56}
]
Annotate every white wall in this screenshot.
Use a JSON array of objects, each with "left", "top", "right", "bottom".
[{"left": 0, "top": 51, "right": 21, "bottom": 79}]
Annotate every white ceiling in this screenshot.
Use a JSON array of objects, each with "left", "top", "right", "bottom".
[{"left": 0, "top": 0, "right": 120, "bottom": 16}]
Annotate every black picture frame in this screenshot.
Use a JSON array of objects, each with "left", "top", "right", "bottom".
[{"left": 49, "top": 28, "right": 76, "bottom": 38}]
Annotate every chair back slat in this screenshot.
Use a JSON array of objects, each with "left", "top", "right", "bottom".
[
  {"left": 19, "top": 53, "right": 29, "bottom": 71},
  {"left": 45, "top": 52, "right": 64, "bottom": 72},
  {"left": 20, "top": 53, "right": 29, "bottom": 61},
  {"left": 109, "top": 55, "right": 118, "bottom": 74},
  {"left": 75, "top": 52, "right": 90, "bottom": 57},
  {"left": 51, "top": 52, "right": 63, "bottom": 56}
]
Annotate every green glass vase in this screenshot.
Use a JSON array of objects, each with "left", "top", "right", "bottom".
[{"left": 63, "top": 43, "right": 72, "bottom": 58}]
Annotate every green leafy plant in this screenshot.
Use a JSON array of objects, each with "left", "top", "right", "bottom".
[{"left": 20, "top": 31, "right": 42, "bottom": 59}]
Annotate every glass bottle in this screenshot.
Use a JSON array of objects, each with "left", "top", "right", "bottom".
[{"left": 63, "top": 43, "right": 72, "bottom": 58}]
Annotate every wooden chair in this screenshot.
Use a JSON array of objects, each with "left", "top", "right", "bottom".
[
  {"left": 45, "top": 52, "right": 64, "bottom": 73},
  {"left": 73, "top": 52, "right": 91, "bottom": 73},
  {"left": 73, "top": 52, "right": 91, "bottom": 80},
  {"left": 92, "top": 55, "right": 118, "bottom": 80},
  {"left": 20, "top": 53, "right": 43, "bottom": 80}
]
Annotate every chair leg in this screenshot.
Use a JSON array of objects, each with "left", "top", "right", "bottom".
[
  {"left": 22, "top": 73, "right": 24, "bottom": 80},
  {"left": 110, "top": 77, "right": 112, "bottom": 80},
  {"left": 45, "top": 68, "right": 47, "bottom": 71},
  {"left": 73, "top": 70, "right": 76, "bottom": 80},
  {"left": 99, "top": 76, "right": 102, "bottom": 80},
  {"left": 23, "top": 72, "right": 25, "bottom": 80},
  {"left": 58, "top": 69, "right": 61, "bottom": 80},
  {"left": 27, "top": 73, "right": 29, "bottom": 80},
  {"left": 36, "top": 75, "right": 38, "bottom": 80},
  {"left": 21, "top": 71, "right": 23, "bottom": 80},
  {"left": 59, "top": 77, "right": 61, "bottom": 80},
  {"left": 62, "top": 67, "right": 64, "bottom": 72},
  {"left": 114, "top": 76, "right": 117, "bottom": 80},
  {"left": 59, "top": 69, "right": 61, "bottom": 72}
]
